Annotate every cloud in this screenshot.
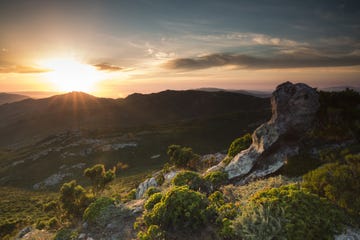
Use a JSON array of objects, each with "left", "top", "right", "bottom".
[
  {"left": 186, "top": 32, "right": 307, "bottom": 48},
  {"left": 163, "top": 53, "right": 360, "bottom": 70},
  {"left": 0, "top": 65, "right": 50, "bottom": 73},
  {"left": 94, "top": 63, "right": 123, "bottom": 71}
]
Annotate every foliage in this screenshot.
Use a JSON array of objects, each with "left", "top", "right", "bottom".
[
  {"left": 59, "top": 180, "right": 93, "bottom": 219},
  {"left": 143, "top": 186, "right": 210, "bottom": 232},
  {"left": 279, "top": 153, "right": 321, "bottom": 177},
  {"left": 124, "top": 189, "right": 137, "bottom": 201},
  {"left": 145, "top": 187, "right": 160, "bottom": 198},
  {"left": 84, "top": 164, "right": 116, "bottom": 195},
  {"left": 313, "top": 89, "right": 360, "bottom": 141},
  {"left": 167, "top": 145, "right": 200, "bottom": 169},
  {"left": 155, "top": 174, "right": 165, "bottom": 186},
  {"left": 53, "top": 228, "right": 78, "bottom": 240},
  {"left": 172, "top": 171, "right": 204, "bottom": 191},
  {"left": 240, "top": 184, "right": 346, "bottom": 240},
  {"left": 302, "top": 153, "right": 360, "bottom": 215},
  {"left": 144, "top": 193, "right": 163, "bottom": 211},
  {"left": 208, "top": 191, "right": 238, "bottom": 239},
  {"left": 137, "top": 224, "right": 166, "bottom": 240},
  {"left": 227, "top": 133, "right": 252, "bottom": 157},
  {"left": 0, "top": 187, "right": 57, "bottom": 238},
  {"left": 83, "top": 197, "right": 114, "bottom": 223},
  {"left": 203, "top": 171, "right": 228, "bottom": 193},
  {"left": 233, "top": 204, "right": 285, "bottom": 240}
]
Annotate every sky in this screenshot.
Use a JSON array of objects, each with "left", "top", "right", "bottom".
[{"left": 0, "top": 0, "right": 359, "bottom": 98}]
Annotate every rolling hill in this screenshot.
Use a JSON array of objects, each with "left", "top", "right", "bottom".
[
  {"left": 0, "top": 93, "right": 29, "bottom": 105},
  {"left": 0, "top": 90, "right": 270, "bottom": 147}
]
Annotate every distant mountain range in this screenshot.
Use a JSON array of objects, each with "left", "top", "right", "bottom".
[
  {"left": 0, "top": 93, "right": 29, "bottom": 105},
  {"left": 0, "top": 90, "right": 270, "bottom": 147}
]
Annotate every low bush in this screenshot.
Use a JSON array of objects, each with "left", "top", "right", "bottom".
[
  {"left": 83, "top": 197, "right": 114, "bottom": 223},
  {"left": 137, "top": 224, "right": 165, "bottom": 240},
  {"left": 59, "top": 180, "right": 94, "bottom": 219},
  {"left": 234, "top": 184, "right": 346, "bottom": 240},
  {"left": 53, "top": 228, "right": 78, "bottom": 240},
  {"left": 143, "top": 186, "right": 210, "bottom": 232},
  {"left": 144, "top": 193, "right": 163, "bottom": 211},
  {"left": 227, "top": 133, "right": 252, "bottom": 158},
  {"left": 167, "top": 145, "right": 200, "bottom": 169},
  {"left": 145, "top": 187, "right": 160, "bottom": 198},
  {"left": 172, "top": 171, "right": 204, "bottom": 191},
  {"left": 203, "top": 171, "right": 228, "bottom": 193},
  {"left": 302, "top": 153, "right": 360, "bottom": 215}
]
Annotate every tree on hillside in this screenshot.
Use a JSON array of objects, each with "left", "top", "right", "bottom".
[{"left": 84, "top": 164, "right": 116, "bottom": 195}]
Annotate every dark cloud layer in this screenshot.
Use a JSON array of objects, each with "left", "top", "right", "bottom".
[
  {"left": 164, "top": 53, "right": 360, "bottom": 70},
  {"left": 94, "top": 63, "right": 123, "bottom": 71}
]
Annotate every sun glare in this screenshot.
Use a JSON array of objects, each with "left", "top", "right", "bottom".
[{"left": 42, "top": 58, "right": 105, "bottom": 92}]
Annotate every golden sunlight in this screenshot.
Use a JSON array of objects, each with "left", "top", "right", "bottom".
[{"left": 42, "top": 58, "right": 105, "bottom": 92}]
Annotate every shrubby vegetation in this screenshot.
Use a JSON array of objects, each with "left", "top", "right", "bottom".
[
  {"left": 313, "top": 89, "right": 360, "bottom": 141},
  {"left": 84, "top": 164, "right": 116, "bottom": 195},
  {"left": 142, "top": 186, "right": 210, "bottom": 233},
  {"left": 83, "top": 197, "right": 114, "bottom": 223},
  {"left": 227, "top": 133, "right": 252, "bottom": 157},
  {"left": 303, "top": 153, "right": 360, "bottom": 215},
  {"left": 59, "top": 180, "right": 94, "bottom": 219},
  {"left": 172, "top": 171, "right": 203, "bottom": 191},
  {"left": 234, "top": 184, "right": 347, "bottom": 240},
  {"left": 167, "top": 145, "right": 200, "bottom": 169}
]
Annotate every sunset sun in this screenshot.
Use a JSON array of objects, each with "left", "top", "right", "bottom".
[{"left": 42, "top": 58, "right": 105, "bottom": 92}]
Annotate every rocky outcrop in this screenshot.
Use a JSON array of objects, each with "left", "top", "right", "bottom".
[
  {"left": 136, "top": 177, "right": 158, "bottom": 199},
  {"left": 222, "top": 82, "right": 319, "bottom": 182}
]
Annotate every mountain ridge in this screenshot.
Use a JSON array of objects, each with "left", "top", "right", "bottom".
[{"left": 0, "top": 90, "right": 270, "bottom": 147}]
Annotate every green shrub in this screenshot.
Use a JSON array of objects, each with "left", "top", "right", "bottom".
[
  {"left": 302, "top": 154, "right": 360, "bottom": 215},
  {"left": 233, "top": 204, "right": 285, "bottom": 240},
  {"left": 83, "top": 197, "right": 114, "bottom": 223},
  {"left": 172, "top": 171, "right": 204, "bottom": 191},
  {"left": 36, "top": 220, "right": 46, "bottom": 230},
  {"left": 203, "top": 171, "right": 228, "bottom": 193},
  {"left": 279, "top": 153, "right": 321, "bottom": 177},
  {"left": 84, "top": 164, "right": 116, "bottom": 195},
  {"left": 53, "top": 228, "right": 78, "bottom": 240},
  {"left": 145, "top": 187, "right": 160, "bottom": 198},
  {"left": 144, "top": 193, "right": 163, "bottom": 211},
  {"left": 238, "top": 184, "right": 347, "bottom": 240},
  {"left": 144, "top": 186, "right": 210, "bottom": 232},
  {"left": 227, "top": 133, "right": 252, "bottom": 158},
  {"left": 138, "top": 224, "right": 165, "bottom": 240},
  {"left": 59, "top": 180, "right": 93, "bottom": 219},
  {"left": 167, "top": 145, "right": 200, "bottom": 169},
  {"left": 46, "top": 217, "right": 60, "bottom": 229},
  {"left": 155, "top": 174, "right": 165, "bottom": 186},
  {"left": 125, "top": 189, "right": 137, "bottom": 201}
]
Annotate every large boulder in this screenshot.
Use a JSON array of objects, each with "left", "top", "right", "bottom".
[{"left": 224, "top": 82, "right": 319, "bottom": 182}]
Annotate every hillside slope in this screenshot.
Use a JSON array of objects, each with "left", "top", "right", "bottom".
[
  {"left": 0, "top": 93, "right": 29, "bottom": 105},
  {"left": 0, "top": 90, "right": 269, "bottom": 147}
]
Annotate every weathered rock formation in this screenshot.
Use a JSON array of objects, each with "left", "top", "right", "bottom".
[
  {"left": 135, "top": 177, "right": 158, "bottom": 199},
  {"left": 221, "top": 82, "right": 319, "bottom": 183}
]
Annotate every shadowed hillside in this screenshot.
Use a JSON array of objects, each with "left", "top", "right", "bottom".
[
  {"left": 0, "top": 93, "right": 29, "bottom": 105},
  {"left": 0, "top": 90, "right": 270, "bottom": 147}
]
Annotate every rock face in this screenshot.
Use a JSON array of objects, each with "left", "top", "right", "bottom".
[
  {"left": 136, "top": 177, "right": 158, "bottom": 199},
  {"left": 224, "top": 82, "right": 319, "bottom": 182}
]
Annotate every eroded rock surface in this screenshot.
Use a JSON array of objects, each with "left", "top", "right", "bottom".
[{"left": 223, "top": 82, "right": 319, "bottom": 182}]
